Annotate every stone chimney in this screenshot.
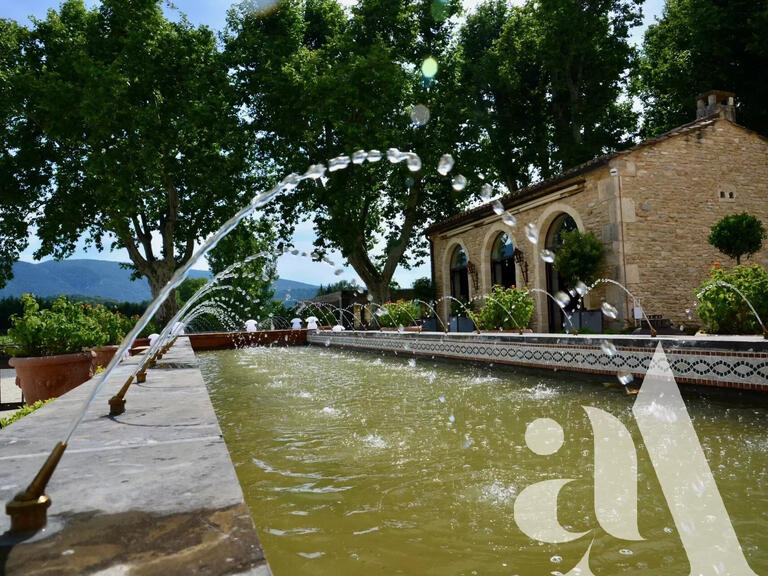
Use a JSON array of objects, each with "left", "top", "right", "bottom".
[{"left": 696, "top": 90, "right": 736, "bottom": 121}]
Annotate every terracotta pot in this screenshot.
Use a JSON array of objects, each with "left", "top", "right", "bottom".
[
  {"left": 88, "top": 345, "right": 120, "bottom": 371},
  {"left": 9, "top": 351, "right": 95, "bottom": 404}
]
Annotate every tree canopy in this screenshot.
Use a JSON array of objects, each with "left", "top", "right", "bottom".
[
  {"left": 459, "top": 0, "right": 641, "bottom": 191},
  {"left": 225, "top": 0, "right": 473, "bottom": 303},
  {"left": 634, "top": 0, "right": 768, "bottom": 138},
  {"left": 1, "top": 0, "right": 255, "bottom": 324},
  {"left": 708, "top": 212, "right": 767, "bottom": 265}
]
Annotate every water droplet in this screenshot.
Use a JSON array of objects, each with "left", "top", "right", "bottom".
[
  {"left": 334, "top": 268, "right": 343, "bottom": 276},
  {"left": 501, "top": 212, "right": 517, "bottom": 227},
  {"left": 618, "top": 549, "right": 633, "bottom": 556},
  {"left": 366, "top": 294, "right": 374, "bottom": 302},
  {"left": 525, "top": 223, "right": 539, "bottom": 244},
  {"left": 601, "top": 302, "right": 618, "bottom": 319},
  {"left": 451, "top": 174, "right": 467, "bottom": 191},
  {"left": 437, "top": 153, "right": 454, "bottom": 176},
  {"left": 429, "top": 373, "right": 436, "bottom": 384},
  {"left": 663, "top": 526, "right": 674, "bottom": 534},
  {"left": 438, "top": 395, "right": 445, "bottom": 403},
  {"left": 480, "top": 183, "right": 493, "bottom": 202},
  {"left": 421, "top": 57, "right": 438, "bottom": 78},
  {"left": 550, "top": 555, "right": 563, "bottom": 563},
  {"left": 448, "top": 413, "right": 455, "bottom": 423},
  {"left": 324, "top": 339, "right": 331, "bottom": 347},
  {"left": 540, "top": 249, "right": 555, "bottom": 263},
  {"left": 406, "top": 153, "right": 422, "bottom": 172},
  {"left": 410, "top": 104, "right": 430, "bottom": 125},
  {"left": 328, "top": 155, "right": 351, "bottom": 172},
  {"left": 367, "top": 149, "right": 382, "bottom": 163},
  {"left": 352, "top": 150, "right": 368, "bottom": 164},
  {"left": 408, "top": 358, "right": 416, "bottom": 367},
  {"left": 387, "top": 148, "right": 406, "bottom": 163},
  {"left": 617, "top": 371, "right": 634, "bottom": 386},
  {"left": 554, "top": 291, "right": 570, "bottom": 309},
  {"left": 491, "top": 200, "right": 505, "bottom": 215},
  {"left": 397, "top": 324, "right": 405, "bottom": 333},
  {"left": 290, "top": 248, "right": 300, "bottom": 255},
  {"left": 600, "top": 340, "right": 617, "bottom": 357},
  {"left": 304, "top": 164, "right": 326, "bottom": 180}
]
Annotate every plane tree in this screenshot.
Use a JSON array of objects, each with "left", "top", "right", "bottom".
[{"left": 1, "top": 0, "right": 255, "bottom": 324}]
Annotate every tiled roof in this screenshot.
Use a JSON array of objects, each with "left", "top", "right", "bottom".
[{"left": 426, "top": 114, "right": 724, "bottom": 236}]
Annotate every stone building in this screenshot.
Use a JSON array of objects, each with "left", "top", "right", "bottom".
[{"left": 426, "top": 91, "right": 768, "bottom": 332}]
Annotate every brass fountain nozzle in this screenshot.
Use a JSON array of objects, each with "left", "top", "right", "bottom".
[
  {"left": 651, "top": 327, "right": 658, "bottom": 338},
  {"left": 6, "top": 441, "right": 67, "bottom": 534},
  {"left": 108, "top": 374, "right": 134, "bottom": 416}
]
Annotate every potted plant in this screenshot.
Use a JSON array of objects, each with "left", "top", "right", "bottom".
[
  {"left": 470, "top": 285, "right": 535, "bottom": 332},
  {"left": 85, "top": 304, "right": 133, "bottom": 370},
  {"left": 6, "top": 294, "right": 108, "bottom": 404}
]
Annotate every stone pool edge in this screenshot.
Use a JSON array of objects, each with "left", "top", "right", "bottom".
[
  {"left": 309, "top": 331, "right": 768, "bottom": 391},
  {"left": 0, "top": 338, "right": 270, "bottom": 575}
]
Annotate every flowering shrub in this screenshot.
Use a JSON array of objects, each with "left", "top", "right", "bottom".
[
  {"left": 697, "top": 264, "right": 768, "bottom": 335},
  {"left": 7, "top": 294, "right": 109, "bottom": 356},
  {"left": 85, "top": 304, "right": 131, "bottom": 345},
  {"left": 377, "top": 300, "right": 421, "bottom": 328},
  {"left": 469, "top": 285, "right": 534, "bottom": 331}
]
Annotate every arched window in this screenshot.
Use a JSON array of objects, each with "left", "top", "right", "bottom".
[
  {"left": 490, "top": 233, "right": 516, "bottom": 288},
  {"left": 545, "top": 213, "right": 578, "bottom": 331},
  {"left": 449, "top": 246, "right": 469, "bottom": 302}
]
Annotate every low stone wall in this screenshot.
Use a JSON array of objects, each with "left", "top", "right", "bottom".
[
  {"left": 186, "top": 329, "right": 307, "bottom": 351},
  {"left": 309, "top": 331, "right": 768, "bottom": 391},
  {"left": 0, "top": 338, "right": 269, "bottom": 575}
]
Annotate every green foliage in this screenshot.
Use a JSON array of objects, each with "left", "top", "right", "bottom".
[
  {"left": 554, "top": 229, "right": 604, "bottom": 285},
  {"left": 85, "top": 304, "right": 132, "bottom": 346},
  {"left": 7, "top": 294, "right": 109, "bottom": 357},
  {"left": 634, "top": 0, "right": 768, "bottom": 138},
  {"left": 3, "top": 0, "right": 253, "bottom": 324},
  {"left": 0, "top": 399, "right": 54, "bottom": 429},
  {"left": 176, "top": 278, "right": 209, "bottom": 307},
  {"left": 459, "top": 0, "right": 640, "bottom": 190},
  {"left": 411, "top": 277, "right": 436, "bottom": 303},
  {"left": 469, "top": 285, "right": 534, "bottom": 331},
  {"left": 377, "top": 300, "right": 421, "bottom": 328},
  {"left": 708, "top": 213, "right": 767, "bottom": 265},
  {"left": 697, "top": 264, "right": 768, "bottom": 335},
  {"left": 316, "top": 279, "right": 361, "bottom": 296},
  {"left": 226, "top": 0, "right": 472, "bottom": 303}
]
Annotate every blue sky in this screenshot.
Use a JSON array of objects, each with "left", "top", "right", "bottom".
[{"left": 5, "top": 0, "right": 665, "bottom": 289}]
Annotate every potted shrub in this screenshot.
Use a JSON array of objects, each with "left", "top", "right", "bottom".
[
  {"left": 377, "top": 300, "right": 421, "bottom": 331},
  {"left": 85, "top": 304, "right": 133, "bottom": 369},
  {"left": 470, "top": 285, "right": 535, "bottom": 332},
  {"left": 6, "top": 295, "right": 108, "bottom": 404},
  {"left": 697, "top": 264, "right": 768, "bottom": 335}
]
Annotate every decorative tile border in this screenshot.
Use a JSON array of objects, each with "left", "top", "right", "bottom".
[{"left": 308, "top": 332, "right": 768, "bottom": 391}]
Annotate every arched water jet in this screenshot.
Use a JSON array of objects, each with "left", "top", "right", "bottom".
[
  {"left": 413, "top": 299, "right": 448, "bottom": 332},
  {"left": 434, "top": 296, "right": 479, "bottom": 332},
  {"left": 528, "top": 288, "right": 576, "bottom": 334},
  {"left": 585, "top": 278, "right": 658, "bottom": 338},
  {"left": 696, "top": 280, "right": 768, "bottom": 338}
]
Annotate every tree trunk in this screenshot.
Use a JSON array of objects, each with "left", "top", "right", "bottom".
[
  {"left": 145, "top": 264, "right": 179, "bottom": 328},
  {"left": 367, "top": 279, "right": 391, "bottom": 304}
]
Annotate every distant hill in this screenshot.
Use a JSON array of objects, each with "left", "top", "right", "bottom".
[{"left": 0, "top": 260, "right": 319, "bottom": 304}]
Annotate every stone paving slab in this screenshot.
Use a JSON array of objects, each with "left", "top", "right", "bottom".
[{"left": 0, "top": 340, "right": 269, "bottom": 575}]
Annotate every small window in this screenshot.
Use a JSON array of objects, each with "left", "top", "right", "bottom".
[{"left": 718, "top": 190, "right": 735, "bottom": 202}]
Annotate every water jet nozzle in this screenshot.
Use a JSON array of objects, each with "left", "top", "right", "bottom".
[{"left": 6, "top": 441, "right": 67, "bottom": 534}]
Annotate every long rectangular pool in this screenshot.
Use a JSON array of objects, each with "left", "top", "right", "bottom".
[{"left": 200, "top": 345, "right": 767, "bottom": 575}]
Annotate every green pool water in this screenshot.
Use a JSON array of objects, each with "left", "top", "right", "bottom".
[{"left": 199, "top": 345, "right": 767, "bottom": 575}]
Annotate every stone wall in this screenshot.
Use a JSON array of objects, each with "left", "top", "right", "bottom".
[
  {"left": 618, "top": 118, "right": 768, "bottom": 329},
  {"left": 429, "top": 117, "right": 768, "bottom": 333}
]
